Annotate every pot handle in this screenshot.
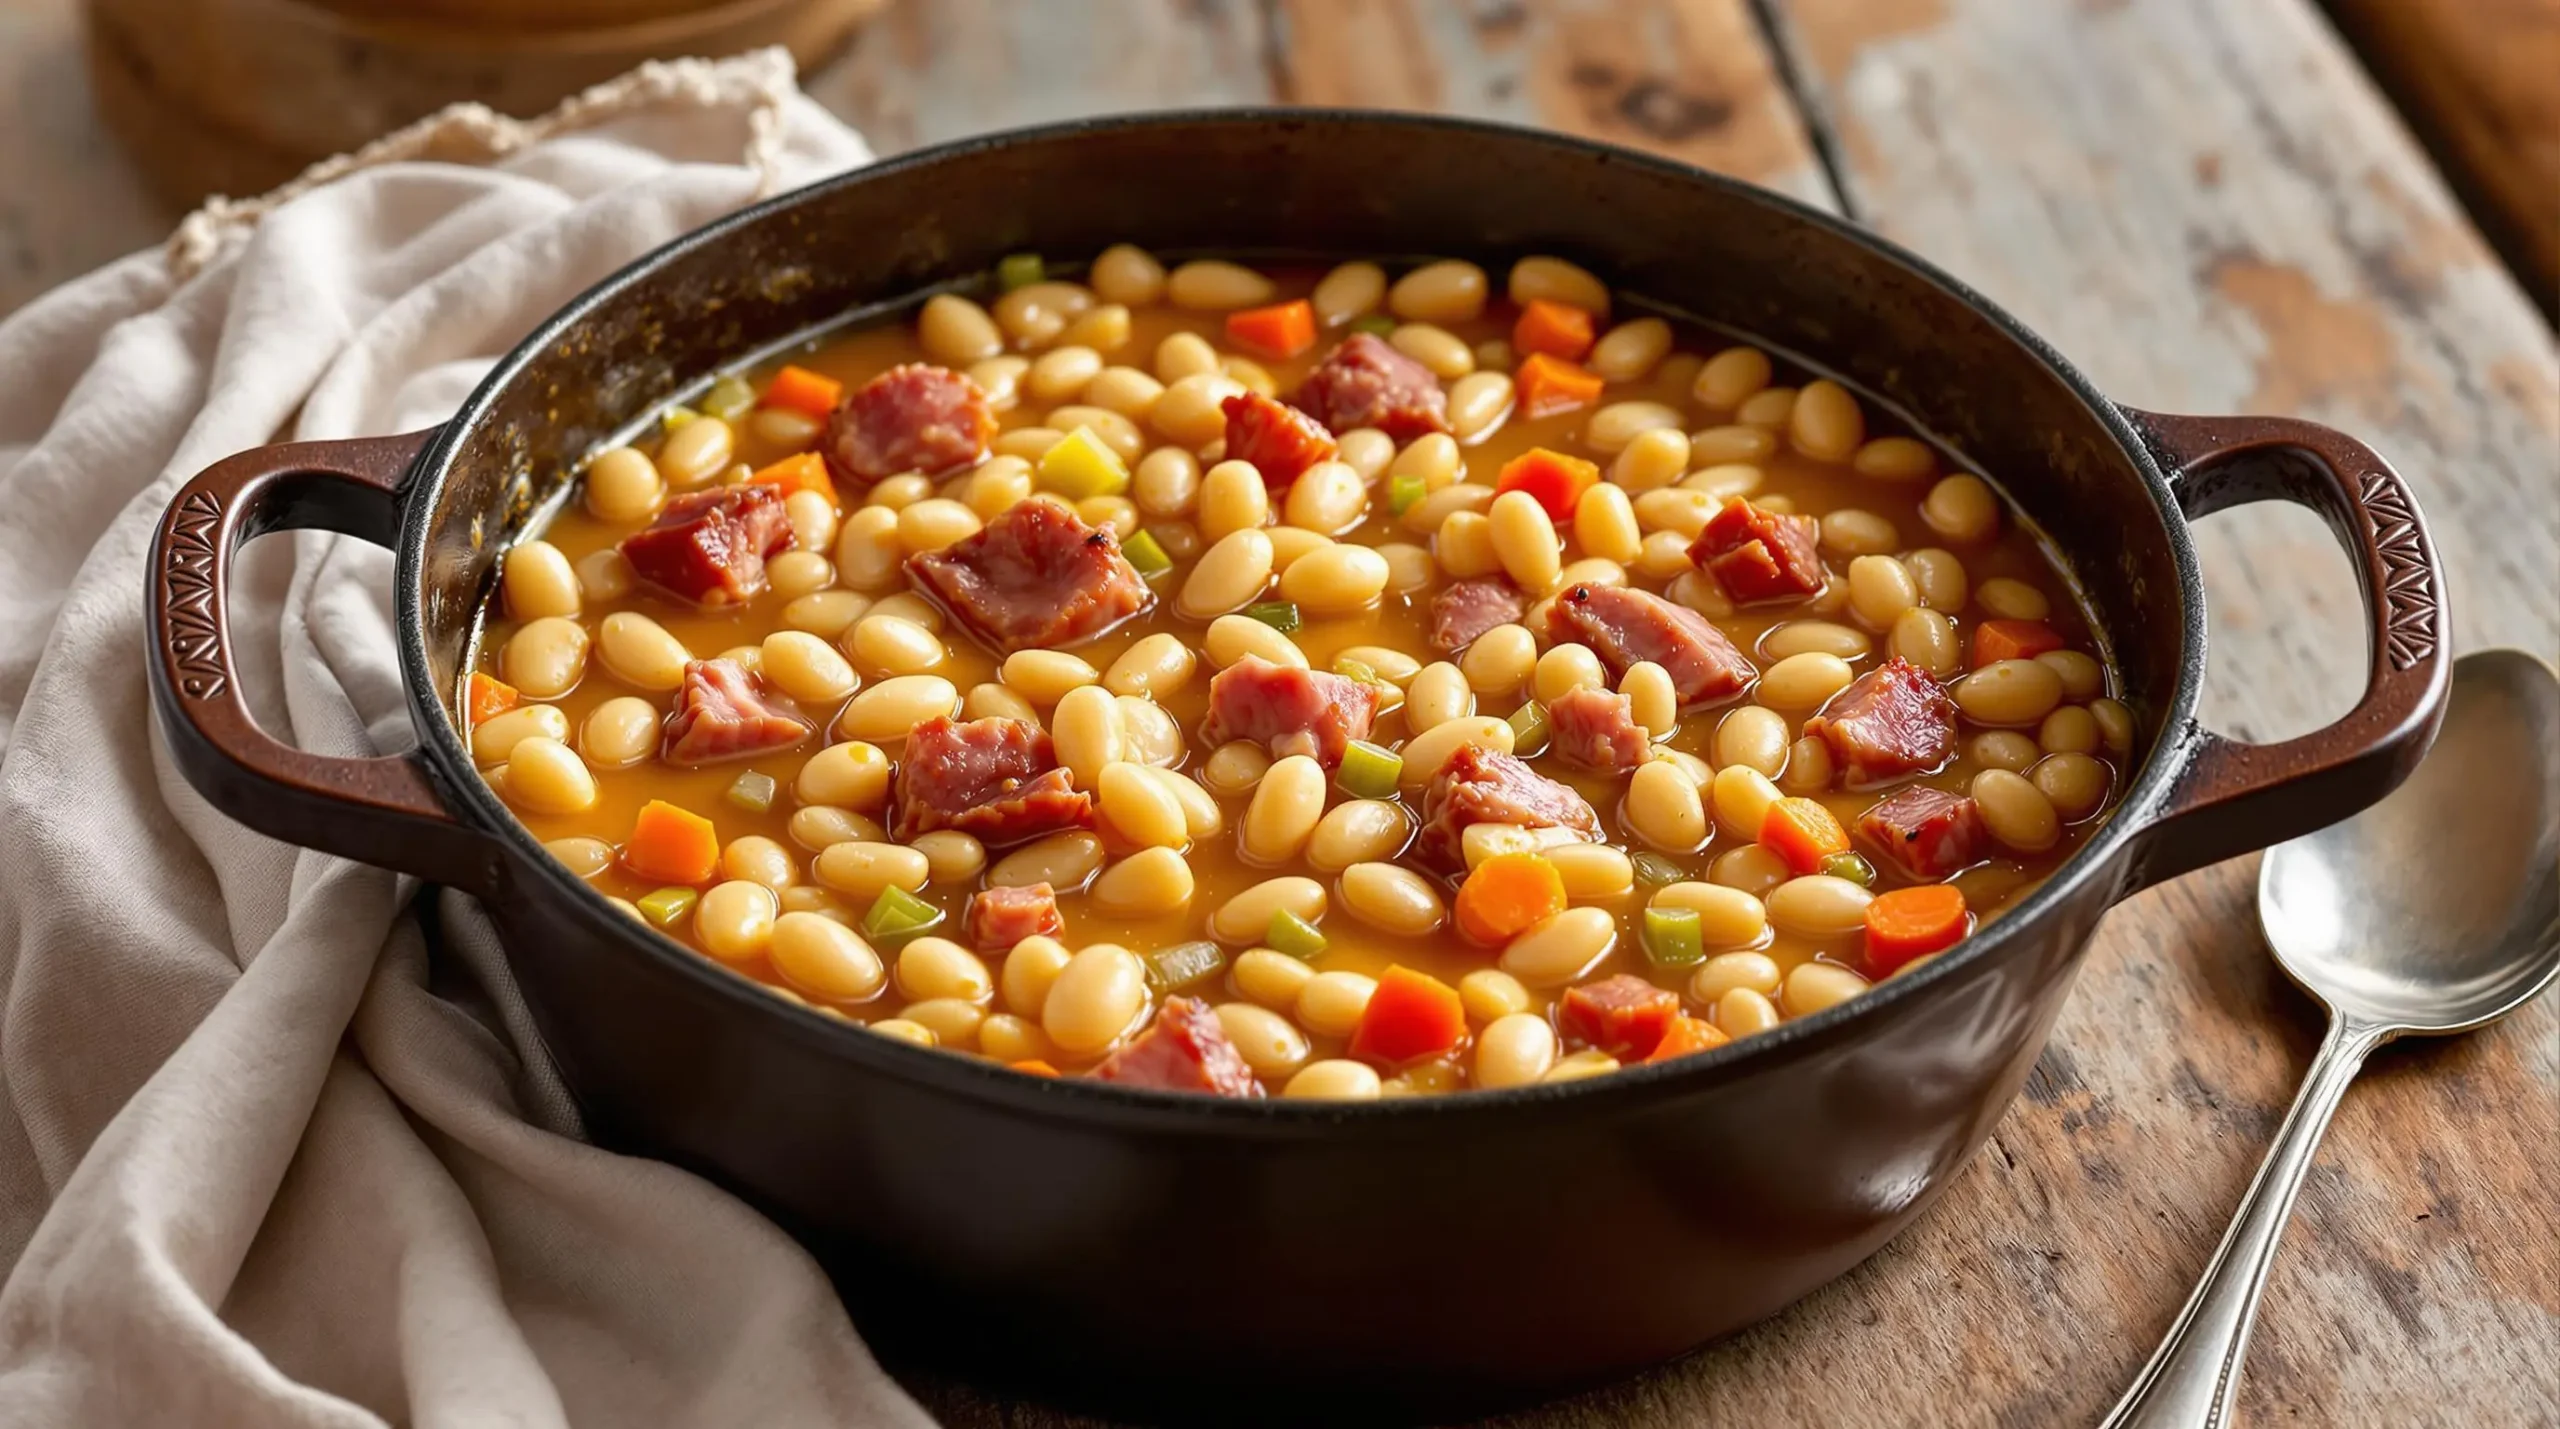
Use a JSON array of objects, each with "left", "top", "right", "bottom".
[
  {"left": 2117, "top": 410, "right": 2450, "bottom": 893},
  {"left": 147, "top": 428, "right": 506, "bottom": 897}
]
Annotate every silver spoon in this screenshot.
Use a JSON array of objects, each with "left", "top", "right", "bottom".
[{"left": 2100, "top": 648, "right": 2560, "bottom": 1429}]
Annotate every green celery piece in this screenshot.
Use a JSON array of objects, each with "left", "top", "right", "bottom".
[
  {"left": 1245, "top": 600, "right": 1300, "bottom": 633},
  {"left": 862, "top": 886, "right": 945, "bottom": 946},
  {"left": 1336, "top": 740, "right": 1403, "bottom": 800},
  {"left": 1630, "top": 851, "right": 1687, "bottom": 887},
  {"left": 1122, "top": 527, "right": 1174, "bottom": 576},
  {"left": 702, "top": 375, "right": 757, "bottom": 422},
  {"left": 1331, "top": 655, "right": 1379, "bottom": 685},
  {"left": 1144, "top": 941, "right": 1227, "bottom": 993},
  {"left": 660, "top": 404, "right": 702, "bottom": 431},
  {"left": 1642, "top": 907, "right": 1707, "bottom": 967},
  {"left": 636, "top": 886, "right": 698, "bottom": 928},
  {"left": 996, "top": 252, "right": 1046, "bottom": 291},
  {"left": 1820, "top": 851, "right": 1876, "bottom": 887},
  {"left": 1266, "top": 909, "right": 1328, "bottom": 960},
  {"left": 1507, "top": 701, "right": 1550, "bottom": 756},
  {"left": 1036, "top": 426, "right": 1130, "bottom": 500},
  {"left": 1388, "top": 472, "right": 1427, "bottom": 516},
  {"left": 725, "top": 770, "right": 778, "bottom": 813},
  {"left": 1350, "top": 313, "right": 1396, "bottom": 336}
]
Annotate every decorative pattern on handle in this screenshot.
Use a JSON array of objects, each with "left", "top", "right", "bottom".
[
  {"left": 2358, "top": 469, "right": 2438, "bottom": 671},
  {"left": 163, "top": 489, "right": 230, "bottom": 699}
]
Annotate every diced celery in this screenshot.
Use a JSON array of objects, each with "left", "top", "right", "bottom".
[
  {"left": 1266, "top": 909, "right": 1328, "bottom": 960},
  {"left": 862, "top": 886, "right": 945, "bottom": 946},
  {"left": 702, "top": 375, "right": 757, "bottom": 422},
  {"left": 996, "top": 252, "right": 1046, "bottom": 291},
  {"left": 1036, "top": 426, "right": 1130, "bottom": 500},
  {"left": 1144, "top": 940, "right": 1227, "bottom": 992},
  {"left": 725, "top": 770, "right": 778, "bottom": 813},
  {"left": 1642, "top": 907, "right": 1707, "bottom": 967},
  {"left": 1336, "top": 740, "right": 1403, "bottom": 800},
  {"left": 1507, "top": 701, "right": 1550, "bottom": 757},
  {"left": 660, "top": 404, "right": 702, "bottom": 430},
  {"left": 1388, "top": 472, "right": 1428, "bottom": 516},
  {"left": 1123, "top": 527, "right": 1174, "bottom": 577},
  {"left": 1631, "top": 852, "right": 1687, "bottom": 886},
  {"left": 1332, "top": 656, "right": 1379, "bottom": 685},
  {"left": 1245, "top": 600, "right": 1300, "bottom": 633},
  {"left": 636, "top": 886, "right": 698, "bottom": 927},
  {"left": 1821, "top": 851, "right": 1876, "bottom": 887},
  {"left": 1350, "top": 313, "right": 1396, "bottom": 336}
]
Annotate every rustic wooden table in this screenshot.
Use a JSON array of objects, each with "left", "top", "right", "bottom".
[{"left": 7, "top": 1, "right": 2555, "bottom": 1424}]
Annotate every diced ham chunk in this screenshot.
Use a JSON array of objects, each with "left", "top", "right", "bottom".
[
  {"left": 1416, "top": 743, "right": 1601, "bottom": 870},
  {"left": 966, "top": 882, "right": 1064, "bottom": 952},
  {"left": 1559, "top": 975, "right": 1681, "bottom": 1060},
  {"left": 1289, "top": 332, "right": 1450, "bottom": 441},
  {"left": 1092, "top": 997, "right": 1264, "bottom": 1098},
  {"left": 1546, "top": 687, "right": 1652, "bottom": 774},
  {"left": 617, "top": 485, "right": 792, "bottom": 607},
  {"left": 822, "top": 363, "right": 996, "bottom": 488},
  {"left": 1221, "top": 391, "right": 1338, "bottom": 489},
  {"left": 1803, "top": 656, "right": 1958, "bottom": 786},
  {"left": 1428, "top": 578, "right": 1526, "bottom": 655},
  {"left": 1688, "top": 497, "right": 1826, "bottom": 604},
  {"left": 660, "top": 658, "right": 811, "bottom": 766},
  {"left": 1543, "top": 584, "right": 1755, "bottom": 706},
  {"left": 907, "top": 499, "right": 1152, "bottom": 654},
  {"left": 1197, "top": 656, "right": 1381, "bottom": 767},
  {"left": 890, "top": 715, "right": 1095, "bottom": 844},
  {"left": 1858, "top": 786, "right": 1987, "bottom": 881}
]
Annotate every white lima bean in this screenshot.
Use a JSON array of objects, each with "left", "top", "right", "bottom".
[
  {"left": 1475, "top": 1014, "right": 1559, "bottom": 1089},
  {"left": 501, "top": 737, "right": 595, "bottom": 815},
  {"left": 472, "top": 704, "right": 569, "bottom": 766},
  {"left": 1339, "top": 862, "right": 1447, "bottom": 936},
  {"left": 1312, "top": 261, "right": 1387, "bottom": 326},
  {"left": 1500, "top": 907, "right": 1618, "bottom": 987},
  {"left": 502, "top": 540, "right": 579, "bottom": 620},
  {"left": 835, "top": 675, "right": 960, "bottom": 742},
  {"left": 1092, "top": 846, "right": 1196, "bottom": 913},
  {"left": 1177, "top": 529, "right": 1275, "bottom": 619},
  {"left": 1388, "top": 259, "right": 1490, "bottom": 324},
  {"left": 1042, "top": 945, "right": 1149, "bottom": 1055},
  {"left": 1243, "top": 755, "right": 1327, "bottom": 865}
]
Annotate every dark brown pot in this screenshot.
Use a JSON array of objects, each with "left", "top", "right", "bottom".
[{"left": 145, "top": 113, "right": 2448, "bottom": 1423}]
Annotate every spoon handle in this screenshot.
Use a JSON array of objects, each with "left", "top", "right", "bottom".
[{"left": 2098, "top": 1016, "right": 2393, "bottom": 1429}]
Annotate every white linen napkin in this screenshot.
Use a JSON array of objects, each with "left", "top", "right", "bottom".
[{"left": 0, "top": 50, "right": 935, "bottom": 1429}]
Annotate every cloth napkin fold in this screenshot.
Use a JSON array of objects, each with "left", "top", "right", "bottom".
[{"left": 0, "top": 50, "right": 935, "bottom": 1429}]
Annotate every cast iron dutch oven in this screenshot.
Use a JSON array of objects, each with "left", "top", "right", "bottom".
[{"left": 146, "top": 113, "right": 2448, "bottom": 1420}]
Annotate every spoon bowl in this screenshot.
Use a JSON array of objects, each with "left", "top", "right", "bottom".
[{"left": 2259, "top": 647, "right": 2560, "bottom": 1033}]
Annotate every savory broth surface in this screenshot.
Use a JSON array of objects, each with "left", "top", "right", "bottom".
[{"left": 464, "top": 250, "right": 2130, "bottom": 1098}]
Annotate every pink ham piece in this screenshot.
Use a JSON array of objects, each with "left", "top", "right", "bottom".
[
  {"left": 1803, "top": 656, "right": 1958, "bottom": 786},
  {"left": 1197, "top": 656, "right": 1382, "bottom": 767},
  {"left": 1091, "top": 997, "right": 1264, "bottom": 1098},
  {"left": 965, "top": 882, "right": 1064, "bottom": 952},
  {"left": 1857, "top": 785, "right": 1987, "bottom": 881},
  {"left": 1558, "top": 975, "right": 1681, "bottom": 1060},
  {"left": 1416, "top": 743, "right": 1601, "bottom": 870},
  {"left": 1221, "top": 391, "right": 1338, "bottom": 489},
  {"left": 822, "top": 362, "right": 997, "bottom": 488},
  {"left": 1543, "top": 583, "right": 1755, "bottom": 706},
  {"left": 907, "top": 499, "right": 1152, "bottom": 654},
  {"left": 1546, "top": 687, "right": 1652, "bottom": 774},
  {"left": 617, "top": 485, "right": 792, "bottom": 607},
  {"left": 1289, "top": 332, "right": 1450, "bottom": 441},
  {"left": 1428, "top": 578, "right": 1526, "bottom": 655},
  {"left": 1688, "top": 497, "right": 1826, "bottom": 604},
  {"left": 890, "top": 715, "right": 1095, "bottom": 844},
  {"left": 660, "top": 658, "right": 812, "bottom": 766}
]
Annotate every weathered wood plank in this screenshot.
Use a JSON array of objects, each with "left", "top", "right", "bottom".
[
  {"left": 1749, "top": 0, "right": 2560, "bottom": 1424},
  {"left": 2323, "top": 0, "right": 2560, "bottom": 315},
  {"left": 0, "top": 0, "right": 170, "bottom": 318}
]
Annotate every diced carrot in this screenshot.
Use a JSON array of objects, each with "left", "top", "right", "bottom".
[
  {"left": 1972, "top": 618, "right": 2066, "bottom": 668},
  {"left": 623, "top": 800, "right": 720, "bottom": 886},
  {"left": 742, "top": 450, "right": 836, "bottom": 505},
  {"left": 1863, "top": 884, "right": 1970, "bottom": 975},
  {"left": 1493, "top": 447, "right": 1603, "bottom": 524},
  {"left": 1511, "top": 298, "right": 1596, "bottom": 362},
  {"left": 1454, "top": 852, "right": 1569, "bottom": 945},
  {"left": 1645, "top": 1014, "right": 1731, "bottom": 1064},
  {"left": 1759, "top": 796, "right": 1851, "bottom": 876},
  {"left": 1514, "top": 352, "right": 1605, "bottom": 419},
  {"left": 1224, "top": 299, "right": 1319, "bottom": 360},
  {"left": 1347, "top": 965, "right": 1467, "bottom": 1065},
  {"left": 761, "top": 364, "right": 844, "bottom": 419},
  {"left": 466, "top": 671, "right": 519, "bottom": 724},
  {"left": 1009, "top": 1059, "right": 1062, "bottom": 1078}
]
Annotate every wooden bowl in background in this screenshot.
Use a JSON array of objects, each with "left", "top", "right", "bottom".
[{"left": 84, "top": 0, "right": 886, "bottom": 208}]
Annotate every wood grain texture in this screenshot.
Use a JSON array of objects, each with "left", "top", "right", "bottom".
[{"left": 2323, "top": 0, "right": 2560, "bottom": 314}]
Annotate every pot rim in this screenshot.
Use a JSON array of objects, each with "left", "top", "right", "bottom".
[{"left": 396, "top": 107, "right": 2207, "bottom": 1126}]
